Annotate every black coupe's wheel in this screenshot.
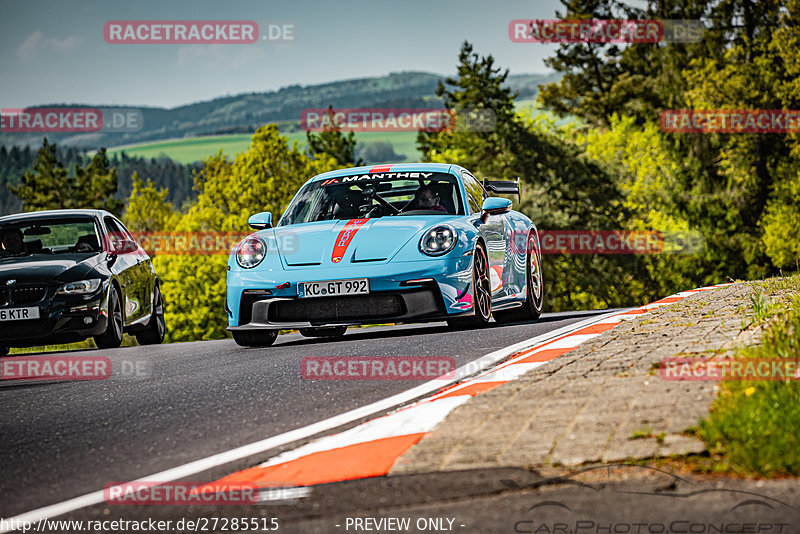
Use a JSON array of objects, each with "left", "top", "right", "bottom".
[
  {"left": 493, "top": 231, "right": 544, "bottom": 323},
  {"left": 136, "top": 286, "right": 166, "bottom": 345},
  {"left": 299, "top": 326, "right": 348, "bottom": 338},
  {"left": 447, "top": 242, "right": 491, "bottom": 329},
  {"left": 232, "top": 330, "right": 278, "bottom": 347},
  {"left": 94, "top": 285, "right": 124, "bottom": 349}
]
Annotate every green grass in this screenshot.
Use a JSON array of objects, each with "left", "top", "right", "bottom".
[
  {"left": 697, "top": 274, "right": 800, "bottom": 476},
  {"left": 748, "top": 282, "right": 771, "bottom": 323},
  {"left": 106, "top": 132, "right": 422, "bottom": 165},
  {"left": 9, "top": 334, "right": 138, "bottom": 354},
  {"left": 631, "top": 426, "right": 654, "bottom": 440}
]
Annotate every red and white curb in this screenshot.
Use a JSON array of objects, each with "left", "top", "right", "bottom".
[{"left": 207, "top": 283, "right": 732, "bottom": 490}]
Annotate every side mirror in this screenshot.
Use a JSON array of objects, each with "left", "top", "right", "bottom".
[
  {"left": 480, "top": 197, "right": 512, "bottom": 220},
  {"left": 248, "top": 212, "right": 273, "bottom": 230}
]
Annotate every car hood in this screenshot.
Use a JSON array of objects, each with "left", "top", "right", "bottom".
[
  {"left": 274, "top": 217, "right": 456, "bottom": 266},
  {"left": 0, "top": 253, "right": 103, "bottom": 284}
]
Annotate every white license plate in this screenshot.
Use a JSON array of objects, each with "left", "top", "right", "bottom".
[
  {"left": 0, "top": 307, "right": 40, "bottom": 321},
  {"left": 298, "top": 278, "right": 369, "bottom": 298}
]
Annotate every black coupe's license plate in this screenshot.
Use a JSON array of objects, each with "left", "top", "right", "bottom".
[
  {"left": 0, "top": 307, "right": 40, "bottom": 321},
  {"left": 298, "top": 279, "right": 369, "bottom": 298}
]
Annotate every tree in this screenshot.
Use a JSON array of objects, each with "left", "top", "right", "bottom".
[
  {"left": 417, "top": 42, "right": 663, "bottom": 311},
  {"left": 123, "top": 172, "right": 179, "bottom": 232},
  {"left": 306, "top": 105, "right": 364, "bottom": 167},
  {"left": 10, "top": 139, "right": 123, "bottom": 214},
  {"left": 538, "top": 0, "right": 800, "bottom": 280}
]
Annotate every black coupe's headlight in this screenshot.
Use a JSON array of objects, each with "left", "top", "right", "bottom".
[
  {"left": 236, "top": 236, "right": 266, "bottom": 269},
  {"left": 57, "top": 279, "right": 102, "bottom": 295},
  {"left": 419, "top": 225, "right": 457, "bottom": 256}
]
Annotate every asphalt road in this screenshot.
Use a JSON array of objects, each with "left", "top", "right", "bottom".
[{"left": 0, "top": 311, "right": 607, "bottom": 519}]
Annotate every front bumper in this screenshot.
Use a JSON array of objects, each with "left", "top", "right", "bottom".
[
  {"left": 229, "top": 286, "right": 447, "bottom": 330},
  {"left": 0, "top": 285, "right": 109, "bottom": 347},
  {"left": 227, "top": 256, "right": 475, "bottom": 330}
]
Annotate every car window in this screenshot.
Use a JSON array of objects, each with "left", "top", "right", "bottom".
[
  {"left": 461, "top": 171, "right": 486, "bottom": 214},
  {"left": 104, "top": 217, "right": 128, "bottom": 244},
  {"left": 279, "top": 172, "right": 464, "bottom": 226},
  {"left": 0, "top": 216, "right": 101, "bottom": 255}
]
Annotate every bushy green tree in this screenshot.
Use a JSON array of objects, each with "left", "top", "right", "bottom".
[
  {"left": 417, "top": 42, "right": 661, "bottom": 311},
  {"left": 124, "top": 172, "right": 179, "bottom": 232},
  {"left": 538, "top": 0, "right": 800, "bottom": 281},
  {"left": 11, "top": 139, "right": 122, "bottom": 214},
  {"left": 306, "top": 105, "right": 363, "bottom": 167}
]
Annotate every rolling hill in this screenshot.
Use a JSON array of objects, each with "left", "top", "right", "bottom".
[{"left": 0, "top": 71, "right": 561, "bottom": 151}]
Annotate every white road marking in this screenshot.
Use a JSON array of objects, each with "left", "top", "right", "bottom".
[{"left": 258, "top": 396, "right": 470, "bottom": 468}]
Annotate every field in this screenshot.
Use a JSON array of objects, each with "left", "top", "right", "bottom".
[
  {"left": 103, "top": 104, "right": 559, "bottom": 165},
  {"left": 106, "top": 132, "right": 422, "bottom": 165}
]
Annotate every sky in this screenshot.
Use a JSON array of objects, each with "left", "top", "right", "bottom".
[{"left": 0, "top": 0, "right": 571, "bottom": 109}]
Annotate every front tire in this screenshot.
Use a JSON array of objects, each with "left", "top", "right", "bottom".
[
  {"left": 299, "top": 326, "right": 347, "bottom": 338},
  {"left": 447, "top": 242, "right": 491, "bottom": 329},
  {"left": 136, "top": 286, "right": 166, "bottom": 345},
  {"left": 232, "top": 330, "right": 278, "bottom": 347},
  {"left": 95, "top": 285, "right": 124, "bottom": 349},
  {"left": 493, "top": 230, "right": 543, "bottom": 323}
]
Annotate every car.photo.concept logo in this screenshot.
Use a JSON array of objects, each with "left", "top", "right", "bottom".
[{"left": 506, "top": 465, "right": 797, "bottom": 533}]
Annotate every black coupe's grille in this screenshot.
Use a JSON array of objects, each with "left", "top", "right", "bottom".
[
  {"left": 12, "top": 286, "right": 47, "bottom": 305},
  {"left": 268, "top": 294, "right": 405, "bottom": 323}
]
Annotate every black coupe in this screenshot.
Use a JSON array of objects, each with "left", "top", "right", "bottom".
[{"left": 0, "top": 209, "right": 165, "bottom": 355}]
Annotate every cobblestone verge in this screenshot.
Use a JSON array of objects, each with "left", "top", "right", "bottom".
[{"left": 392, "top": 283, "right": 762, "bottom": 474}]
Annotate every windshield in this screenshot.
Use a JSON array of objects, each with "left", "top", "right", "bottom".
[
  {"left": 0, "top": 216, "right": 102, "bottom": 256},
  {"left": 279, "top": 172, "right": 464, "bottom": 226}
]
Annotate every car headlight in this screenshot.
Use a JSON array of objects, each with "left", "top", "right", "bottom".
[
  {"left": 236, "top": 236, "right": 266, "bottom": 269},
  {"left": 57, "top": 279, "right": 102, "bottom": 295},
  {"left": 419, "top": 225, "right": 457, "bottom": 256}
]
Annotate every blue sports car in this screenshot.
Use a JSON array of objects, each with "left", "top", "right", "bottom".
[{"left": 226, "top": 163, "right": 543, "bottom": 347}]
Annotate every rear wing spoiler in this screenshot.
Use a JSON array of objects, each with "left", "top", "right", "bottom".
[{"left": 483, "top": 177, "right": 521, "bottom": 202}]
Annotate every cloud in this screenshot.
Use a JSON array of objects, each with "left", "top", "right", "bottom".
[
  {"left": 176, "top": 45, "right": 266, "bottom": 69},
  {"left": 16, "top": 31, "right": 84, "bottom": 61}
]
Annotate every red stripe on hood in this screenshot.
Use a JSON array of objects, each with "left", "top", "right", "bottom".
[
  {"left": 331, "top": 218, "right": 369, "bottom": 263},
  {"left": 369, "top": 164, "right": 393, "bottom": 173}
]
